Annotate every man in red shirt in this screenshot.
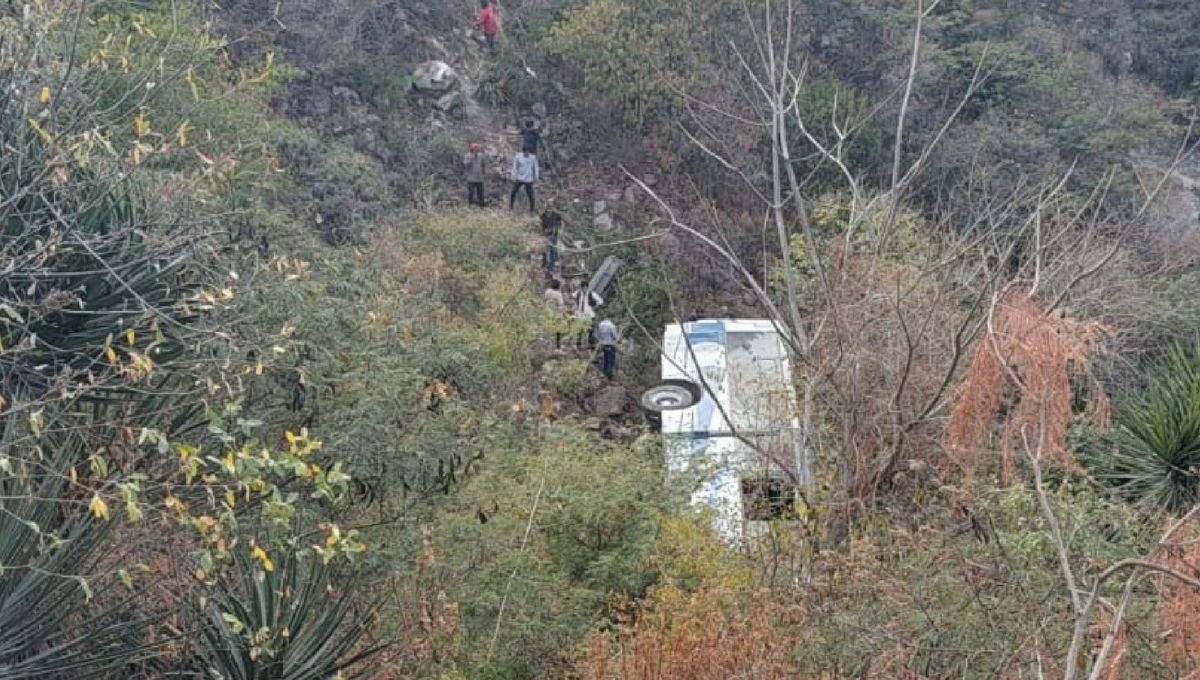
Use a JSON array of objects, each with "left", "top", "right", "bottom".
[{"left": 474, "top": 1, "right": 499, "bottom": 55}]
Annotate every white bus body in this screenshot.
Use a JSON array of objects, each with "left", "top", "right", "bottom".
[{"left": 658, "top": 319, "right": 807, "bottom": 542}]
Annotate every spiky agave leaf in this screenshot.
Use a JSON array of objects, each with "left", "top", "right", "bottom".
[
  {"left": 0, "top": 427, "right": 168, "bottom": 678},
  {"left": 197, "top": 547, "right": 378, "bottom": 680},
  {"left": 1094, "top": 343, "right": 1200, "bottom": 513},
  {"left": 0, "top": 81, "right": 197, "bottom": 403}
]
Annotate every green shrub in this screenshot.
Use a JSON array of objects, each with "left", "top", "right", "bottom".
[
  {"left": 544, "top": 358, "right": 593, "bottom": 404},
  {"left": 272, "top": 127, "right": 393, "bottom": 244}
]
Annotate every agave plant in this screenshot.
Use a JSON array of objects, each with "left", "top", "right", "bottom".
[
  {"left": 0, "top": 425, "right": 169, "bottom": 678},
  {"left": 196, "top": 547, "right": 378, "bottom": 680},
  {"left": 0, "top": 50, "right": 200, "bottom": 405},
  {"left": 1093, "top": 343, "right": 1200, "bottom": 513}
]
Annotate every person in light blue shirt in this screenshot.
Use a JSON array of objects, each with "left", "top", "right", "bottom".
[
  {"left": 596, "top": 318, "right": 619, "bottom": 379},
  {"left": 509, "top": 149, "right": 539, "bottom": 213}
]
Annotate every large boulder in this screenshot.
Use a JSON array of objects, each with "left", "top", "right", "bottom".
[
  {"left": 593, "top": 385, "right": 627, "bottom": 418},
  {"left": 411, "top": 61, "right": 459, "bottom": 93}
]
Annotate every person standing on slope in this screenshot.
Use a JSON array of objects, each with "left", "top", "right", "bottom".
[
  {"left": 474, "top": 0, "right": 499, "bottom": 55},
  {"left": 596, "top": 318, "right": 619, "bottom": 380},
  {"left": 509, "top": 147, "right": 539, "bottom": 213},
  {"left": 520, "top": 119, "right": 541, "bottom": 155},
  {"left": 463, "top": 142, "right": 486, "bottom": 208}
]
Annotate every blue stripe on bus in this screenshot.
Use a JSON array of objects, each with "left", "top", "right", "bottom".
[{"left": 683, "top": 321, "right": 724, "bottom": 440}]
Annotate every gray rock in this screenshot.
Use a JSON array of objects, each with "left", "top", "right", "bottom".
[
  {"left": 623, "top": 184, "right": 639, "bottom": 204},
  {"left": 594, "top": 213, "right": 615, "bottom": 233},
  {"left": 434, "top": 92, "right": 463, "bottom": 112},
  {"left": 531, "top": 102, "right": 547, "bottom": 118},
  {"left": 592, "top": 200, "right": 607, "bottom": 216},
  {"left": 655, "top": 232, "right": 681, "bottom": 258},
  {"left": 593, "top": 385, "right": 627, "bottom": 417},
  {"left": 426, "top": 37, "right": 451, "bottom": 60},
  {"left": 643, "top": 173, "right": 658, "bottom": 186},
  {"left": 411, "top": 61, "right": 458, "bottom": 93}
]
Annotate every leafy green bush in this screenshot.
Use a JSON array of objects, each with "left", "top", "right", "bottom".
[
  {"left": 544, "top": 358, "right": 593, "bottom": 404},
  {"left": 423, "top": 425, "right": 662, "bottom": 678},
  {"left": 272, "top": 126, "right": 394, "bottom": 244},
  {"left": 348, "top": 56, "right": 410, "bottom": 108},
  {"left": 541, "top": 0, "right": 735, "bottom": 125}
]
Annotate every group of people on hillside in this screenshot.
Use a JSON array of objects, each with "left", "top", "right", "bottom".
[
  {"left": 460, "top": 119, "right": 542, "bottom": 212},
  {"left": 469, "top": 2, "right": 620, "bottom": 379},
  {"left": 463, "top": 2, "right": 547, "bottom": 212},
  {"left": 544, "top": 277, "right": 621, "bottom": 380}
]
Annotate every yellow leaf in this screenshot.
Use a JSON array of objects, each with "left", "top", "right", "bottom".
[
  {"left": 39, "top": 87, "right": 50, "bottom": 104},
  {"left": 124, "top": 328, "right": 135, "bottom": 346},
  {"left": 105, "top": 345, "right": 118, "bottom": 365},
  {"left": 28, "top": 118, "right": 52, "bottom": 144},
  {"left": 164, "top": 494, "right": 185, "bottom": 515},
  {"left": 132, "top": 111, "right": 150, "bottom": 137},
  {"left": 29, "top": 410, "right": 44, "bottom": 435},
  {"left": 176, "top": 120, "right": 191, "bottom": 147},
  {"left": 251, "top": 544, "right": 274, "bottom": 572},
  {"left": 185, "top": 66, "right": 200, "bottom": 101},
  {"left": 69, "top": 466, "right": 77, "bottom": 485},
  {"left": 89, "top": 494, "right": 110, "bottom": 519}
]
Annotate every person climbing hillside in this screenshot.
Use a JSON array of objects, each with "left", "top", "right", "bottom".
[
  {"left": 520, "top": 119, "right": 541, "bottom": 155},
  {"left": 474, "top": 0, "right": 499, "bottom": 55},
  {"left": 540, "top": 208, "right": 562, "bottom": 275},
  {"left": 543, "top": 278, "right": 567, "bottom": 349},
  {"left": 509, "top": 147, "right": 539, "bottom": 213},
  {"left": 462, "top": 142, "right": 486, "bottom": 208}
]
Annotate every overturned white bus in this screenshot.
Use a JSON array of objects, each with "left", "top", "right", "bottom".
[{"left": 641, "top": 319, "right": 808, "bottom": 543}]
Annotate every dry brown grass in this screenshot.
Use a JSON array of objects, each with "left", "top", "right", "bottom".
[
  {"left": 810, "top": 237, "right": 967, "bottom": 501},
  {"left": 574, "top": 586, "right": 802, "bottom": 680}
]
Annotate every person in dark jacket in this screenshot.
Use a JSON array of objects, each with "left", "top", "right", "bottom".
[
  {"left": 463, "top": 142, "right": 486, "bottom": 207},
  {"left": 520, "top": 119, "right": 541, "bottom": 154},
  {"left": 540, "top": 208, "right": 562, "bottom": 274}
]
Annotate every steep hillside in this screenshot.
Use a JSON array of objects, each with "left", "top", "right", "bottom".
[{"left": 7, "top": 0, "right": 1200, "bottom": 678}]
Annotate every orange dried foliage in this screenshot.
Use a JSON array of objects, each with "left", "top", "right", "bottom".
[
  {"left": 1159, "top": 530, "right": 1200, "bottom": 676},
  {"left": 1090, "top": 610, "right": 1129, "bottom": 680},
  {"left": 575, "top": 586, "right": 802, "bottom": 680},
  {"left": 947, "top": 289, "right": 1110, "bottom": 484}
]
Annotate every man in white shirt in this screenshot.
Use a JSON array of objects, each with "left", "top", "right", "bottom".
[{"left": 509, "top": 149, "right": 539, "bottom": 212}]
